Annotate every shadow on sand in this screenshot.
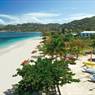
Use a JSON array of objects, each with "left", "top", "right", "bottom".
[
  {"left": 4, "top": 89, "right": 13, "bottom": 95},
  {"left": 4, "top": 89, "right": 42, "bottom": 95}
]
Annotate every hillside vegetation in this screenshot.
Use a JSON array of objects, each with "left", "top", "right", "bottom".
[
  {"left": 61, "top": 16, "right": 95, "bottom": 32},
  {"left": 1, "top": 16, "right": 95, "bottom": 32}
]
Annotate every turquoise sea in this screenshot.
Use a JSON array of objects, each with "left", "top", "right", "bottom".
[{"left": 0, "top": 32, "right": 42, "bottom": 48}]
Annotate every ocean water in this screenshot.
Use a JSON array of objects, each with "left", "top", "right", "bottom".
[{"left": 0, "top": 32, "right": 42, "bottom": 48}]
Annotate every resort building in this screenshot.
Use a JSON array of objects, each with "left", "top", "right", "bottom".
[{"left": 80, "top": 31, "right": 95, "bottom": 37}]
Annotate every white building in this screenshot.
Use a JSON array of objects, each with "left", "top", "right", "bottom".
[{"left": 80, "top": 31, "right": 95, "bottom": 37}]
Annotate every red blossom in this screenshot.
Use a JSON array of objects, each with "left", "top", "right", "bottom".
[{"left": 21, "top": 59, "right": 29, "bottom": 65}]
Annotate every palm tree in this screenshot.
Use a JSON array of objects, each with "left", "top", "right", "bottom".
[
  {"left": 91, "top": 39, "right": 95, "bottom": 53},
  {"left": 69, "top": 38, "right": 88, "bottom": 58},
  {"left": 39, "top": 32, "right": 66, "bottom": 59}
]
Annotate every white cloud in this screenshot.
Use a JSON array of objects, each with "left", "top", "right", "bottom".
[
  {"left": 0, "top": 12, "right": 94, "bottom": 25},
  {"left": 0, "top": 19, "right": 5, "bottom": 24},
  {"left": 0, "top": 12, "right": 60, "bottom": 25},
  {"left": 0, "top": 14, "right": 19, "bottom": 20},
  {"left": 24, "top": 12, "right": 59, "bottom": 17},
  {"left": 63, "top": 13, "right": 94, "bottom": 23},
  {"left": 0, "top": 14, "right": 20, "bottom": 24}
]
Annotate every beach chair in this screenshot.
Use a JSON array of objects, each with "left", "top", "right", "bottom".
[
  {"left": 83, "top": 61, "right": 95, "bottom": 68},
  {"left": 82, "top": 67, "right": 95, "bottom": 74},
  {"left": 90, "top": 74, "right": 95, "bottom": 82}
]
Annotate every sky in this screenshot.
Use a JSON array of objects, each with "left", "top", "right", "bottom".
[{"left": 0, "top": 0, "right": 95, "bottom": 24}]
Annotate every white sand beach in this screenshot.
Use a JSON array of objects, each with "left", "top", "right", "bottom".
[
  {"left": 60, "top": 54, "right": 95, "bottom": 95},
  {"left": 0, "top": 38, "right": 41, "bottom": 95},
  {"left": 1, "top": 38, "right": 95, "bottom": 95}
]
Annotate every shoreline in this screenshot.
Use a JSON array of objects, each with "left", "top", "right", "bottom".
[
  {"left": 0, "top": 36, "right": 42, "bottom": 56},
  {"left": 0, "top": 37, "right": 42, "bottom": 95},
  {"left": 1, "top": 37, "right": 95, "bottom": 95}
]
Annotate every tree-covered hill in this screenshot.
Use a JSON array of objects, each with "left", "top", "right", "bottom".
[
  {"left": 1, "top": 16, "right": 95, "bottom": 32},
  {"left": 61, "top": 16, "right": 95, "bottom": 32},
  {"left": 0, "top": 23, "right": 61, "bottom": 32}
]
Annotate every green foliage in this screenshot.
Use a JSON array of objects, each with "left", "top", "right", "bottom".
[
  {"left": 41, "top": 32, "right": 88, "bottom": 59},
  {"left": 90, "top": 39, "right": 95, "bottom": 52},
  {"left": 39, "top": 32, "right": 66, "bottom": 58},
  {"left": 0, "top": 23, "right": 60, "bottom": 32},
  {"left": 13, "top": 32, "right": 80, "bottom": 95},
  {"left": 61, "top": 16, "right": 95, "bottom": 32},
  {"left": 13, "top": 57, "right": 77, "bottom": 95}
]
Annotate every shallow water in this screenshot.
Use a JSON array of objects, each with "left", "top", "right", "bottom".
[{"left": 0, "top": 32, "right": 42, "bottom": 48}]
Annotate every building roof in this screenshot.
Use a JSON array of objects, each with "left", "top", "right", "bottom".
[{"left": 81, "top": 31, "right": 95, "bottom": 34}]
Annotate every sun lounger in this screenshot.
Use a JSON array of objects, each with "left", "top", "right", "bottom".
[
  {"left": 82, "top": 67, "right": 95, "bottom": 74},
  {"left": 83, "top": 61, "right": 95, "bottom": 68},
  {"left": 90, "top": 74, "right": 95, "bottom": 82}
]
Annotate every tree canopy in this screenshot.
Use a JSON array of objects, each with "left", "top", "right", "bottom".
[{"left": 13, "top": 32, "right": 80, "bottom": 95}]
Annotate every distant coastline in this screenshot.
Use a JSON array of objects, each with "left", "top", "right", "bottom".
[{"left": 0, "top": 30, "right": 7, "bottom": 32}]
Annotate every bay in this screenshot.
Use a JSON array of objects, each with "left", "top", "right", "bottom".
[{"left": 0, "top": 32, "right": 42, "bottom": 48}]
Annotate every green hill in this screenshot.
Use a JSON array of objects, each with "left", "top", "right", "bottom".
[
  {"left": 0, "top": 23, "right": 60, "bottom": 32},
  {"left": 61, "top": 16, "right": 95, "bottom": 32},
  {"left": 1, "top": 16, "right": 95, "bottom": 32}
]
